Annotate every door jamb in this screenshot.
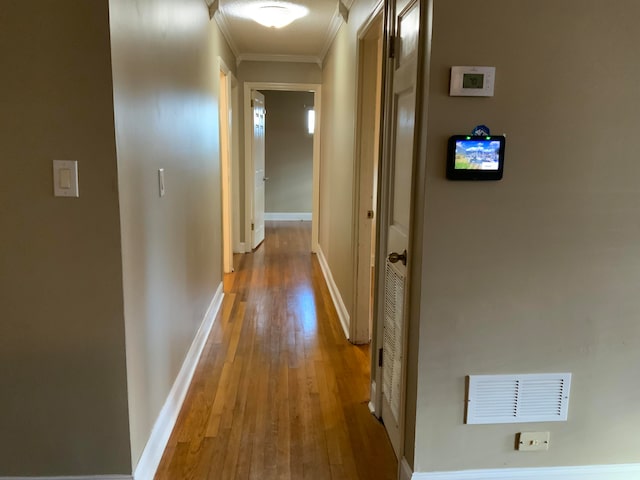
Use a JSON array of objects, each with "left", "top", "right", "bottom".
[
  {"left": 351, "top": 3, "right": 385, "bottom": 347},
  {"left": 243, "top": 82, "right": 321, "bottom": 253},
  {"left": 219, "top": 57, "right": 234, "bottom": 273}
]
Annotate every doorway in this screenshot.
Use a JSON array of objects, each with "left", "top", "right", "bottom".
[
  {"left": 219, "top": 58, "right": 239, "bottom": 273},
  {"left": 243, "top": 82, "right": 321, "bottom": 253},
  {"left": 352, "top": 9, "right": 384, "bottom": 346}
]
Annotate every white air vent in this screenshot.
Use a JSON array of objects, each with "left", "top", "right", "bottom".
[{"left": 466, "top": 373, "right": 571, "bottom": 424}]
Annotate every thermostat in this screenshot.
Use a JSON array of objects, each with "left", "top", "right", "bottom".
[{"left": 450, "top": 66, "right": 495, "bottom": 97}]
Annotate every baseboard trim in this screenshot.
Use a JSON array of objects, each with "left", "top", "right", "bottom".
[
  {"left": 412, "top": 464, "right": 640, "bottom": 479},
  {"left": 133, "top": 283, "right": 224, "bottom": 480},
  {"left": 0, "top": 476, "right": 132, "bottom": 480},
  {"left": 368, "top": 380, "right": 377, "bottom": 415},
  {"left": 400, "top": 457, "right": 413, "bottom": 480},
  {"left": 234, "top": 242, "right": 246, "bottom": 254},
  {"left": 315, "top": 246, "right": 350, "bottom": 340},
  {"left": 264, "top": 212, "right": 312, "bottom": 221}
]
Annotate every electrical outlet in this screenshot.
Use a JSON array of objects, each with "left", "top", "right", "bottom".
[{"left": 517, "top": 432, "right": 550, "bottom": 451}]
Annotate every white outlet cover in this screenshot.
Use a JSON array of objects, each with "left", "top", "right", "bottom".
[{"left": 518, "top": 432, "right": 550, "bottom": 451}]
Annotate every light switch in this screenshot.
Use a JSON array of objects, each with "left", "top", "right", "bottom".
[
  {"left": 517, "top": 432, "right": 550, "bottom": 451},
  {"left": 158, "top": 168, "right": 165, "bottom": 197},
  {"left": 53, "top": 160, "right": 79, "bottom": 197},
  {"left": 59, "top": 169, "right": 72, "bottom": 189}
]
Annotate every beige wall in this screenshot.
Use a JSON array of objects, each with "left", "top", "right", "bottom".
[
  {"left": 0, "top": 2, "right": 131, "bottom": 476},
  {"left": 238, "top": 61, "right": 322, "bottom": 85},
  {"left": 319, "top": 0, "right": 380, "bottom": 326},
  {"left": 109, "top": 0, "right": 233, "bottom": 468},
  {"left": 412, "top": 0, "right": 640, "bottom": 472},
  {"left": 263, "top": 90, "right": 314, "bottom": 214}
]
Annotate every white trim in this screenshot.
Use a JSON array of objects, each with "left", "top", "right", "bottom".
[
  {"left": 368, "top": 380, "right": 377, "bottom": 415},
  {"left": 235, "top": 242, "right": 247, "bottom": 254},
  {"left": 133, "top": 284, "right": 224, "bottom": 480},
  {"left": 400, "top": 457, "right": 413, "bottom": 480},
  {"left": 265, "top": 212, "right": 312, "bottom": 221},
  {"left": 213, "top": 10, "right": 240, "bottom": 59},
  {"left": 0, "top": 477, "right": 132, "bottom": 480},
  {"left": 316, "top": 247, "right": 350, "bottom": 340},
  {"left": 412, "top": 464, "right": 640, "bottom": 480},
  {"left": 237, "top": 53, "right": 321, "bottom": 67},
  {"left": 319, "top": 6, "right": 345, "bottom": 66}
]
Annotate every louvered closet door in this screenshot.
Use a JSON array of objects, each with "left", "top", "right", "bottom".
[
  {"left": 382, "top": 261, "right": 405, "bottom": 425},
  {"left": 380, "top": 0, "right": 420, "bottom": 458}
]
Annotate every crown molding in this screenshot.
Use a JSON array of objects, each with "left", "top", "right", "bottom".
[
  {"left": 318, "top": 3, "right": 347, "bottom": 66},
  {"left": 213, "top": 9, "right": 240, "bottom": 59}
]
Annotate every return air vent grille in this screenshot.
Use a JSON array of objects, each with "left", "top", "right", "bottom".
[{"left": 466, "top": 373, "right": 571, "bottom": 424}]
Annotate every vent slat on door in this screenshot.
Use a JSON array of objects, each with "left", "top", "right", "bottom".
[
  {"left": 382, "top": 261, "right": 405, "bottom": 423},
  {"left": 466, "top": 373, "right": 571, "bottom": 424}
]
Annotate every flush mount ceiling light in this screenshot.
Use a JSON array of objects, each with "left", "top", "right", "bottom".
[
  {"left": 225, "top": 2, "right": 309, "bottom": 29},
  {"left": 255, "top": 5, "right": 304, "bottom": 28}
]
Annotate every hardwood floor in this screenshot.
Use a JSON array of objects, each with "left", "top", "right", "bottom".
[{"left": 155, "top": 221, "right": 398, "bottom": 479}]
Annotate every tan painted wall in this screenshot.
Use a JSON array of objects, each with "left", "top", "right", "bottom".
[
  {"left": 238, "top": 61, "right": 322, "bottom": 85},
  {"left": 412, "top": 0, "right": 640, "bottom": 472},
  {"left": 0, "top": 2, "right": 131, "bottom": 476},
  {"left": 263, "top": 90, "right": 314, "bottom": 214},
  {"left": 319, "top": 0, "right": 380, "bottom": 325},
  {"left": 109, "top": 0, "right": 234, "bottom": 467}
]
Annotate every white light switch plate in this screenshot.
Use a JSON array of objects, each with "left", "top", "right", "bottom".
[
  {"left": 53, "top": 160, "right": 79, "bottom": 197},
  {"left": 518, "top": 432, "right": 550, "bottom": 451}
]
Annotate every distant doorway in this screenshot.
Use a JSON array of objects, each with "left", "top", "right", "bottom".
[{"left": 243, "top": 82, "right": 321, "bottom": 252}]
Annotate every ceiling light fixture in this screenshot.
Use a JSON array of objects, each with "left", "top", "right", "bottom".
[{"left": 248, "top": 2, "right": 308, "bottom": 29}]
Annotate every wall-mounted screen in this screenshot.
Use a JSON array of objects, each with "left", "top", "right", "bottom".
[{"left": 447, "top": 135, "right": 506, "bottom": 180}]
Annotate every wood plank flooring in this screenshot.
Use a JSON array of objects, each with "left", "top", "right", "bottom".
[{"left": 155, "top": 221, "right": 397, "bottom": 480}]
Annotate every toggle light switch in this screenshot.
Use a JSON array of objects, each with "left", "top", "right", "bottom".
[{"left": 53, "top": 160, "right": 79, "bottom": 197}]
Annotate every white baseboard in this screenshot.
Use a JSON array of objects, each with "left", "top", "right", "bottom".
[
  {"left": 235, "top": 242, "right": 247, "bottom": 254},
  {"left": 315, "top": 246, "right": 350, "bottom": 340},
  {"left": 0, "top": 477, "right": 132, "bottom": 480},
  {"left": 133, "top": 283, "right": 224, "bottom": 480},
  {"left": 412, "top": 464, "right": 640, "bottom": 479},
  {"left": 368, "top": 380, "right": 377, "bottom": 415},
  {"left": 264, "top": 212, "right": 312, "bottom": 221},
  {"left": 400, "top": 457, "right": 413, "bottom": 480}
]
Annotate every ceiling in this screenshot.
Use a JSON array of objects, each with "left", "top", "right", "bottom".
[{"left": 208, "top": 0, "right": 350, "bottom": 66}]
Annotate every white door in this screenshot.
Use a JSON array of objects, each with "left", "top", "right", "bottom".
[
  {"left": 380, "top": 0, "right": 420, "bottom": 458},
  {"left": 251, "top": 91, "right": 266, "bottom": 249}
]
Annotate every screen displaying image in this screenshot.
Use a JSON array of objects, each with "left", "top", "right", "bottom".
[{"left": 454, "top": 140, "right": 501, "bottom": 170}]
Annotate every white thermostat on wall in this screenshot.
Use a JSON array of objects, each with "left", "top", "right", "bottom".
[{"left": 450, "top": 66, "right": 496, "bottom": 97}]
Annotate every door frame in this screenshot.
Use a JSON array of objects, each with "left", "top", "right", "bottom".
[
  {"left": 243, "top": 82, "right": 321, "bottom": 253},
  {"left": 219, "top": 57, "right": 235, "bottom": 273},
  {"left": 351, "top": 2, "right": 385, "bottom": 346}
]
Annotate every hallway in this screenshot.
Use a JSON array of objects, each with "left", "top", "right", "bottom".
[{"left": 155, "top": 221, "right": 397, "bottom": 479}]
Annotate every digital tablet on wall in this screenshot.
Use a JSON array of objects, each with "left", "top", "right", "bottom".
[{"left": 446, "top": 135, "right": 506, "bottom": 180}]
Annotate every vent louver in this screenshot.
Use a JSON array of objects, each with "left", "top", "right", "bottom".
[{"left": 466, "top": 373, "right": 571, "bottom": 424}]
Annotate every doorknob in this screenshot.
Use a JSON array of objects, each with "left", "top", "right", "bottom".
[
  {"left": 263, "top": 177, "right": 269, "bottom": 181},
  {"left": 388, "top": 250, "right": 407, "bottom": 266}
]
